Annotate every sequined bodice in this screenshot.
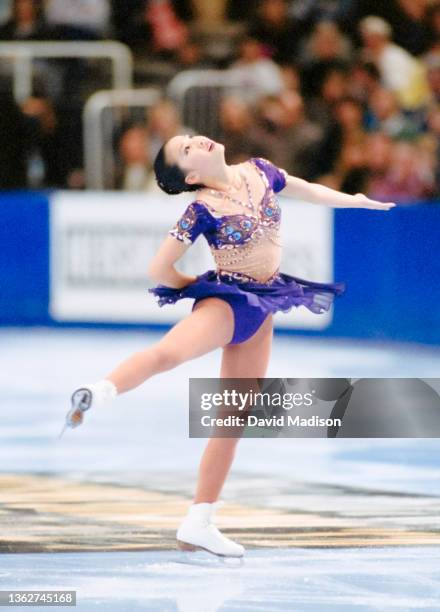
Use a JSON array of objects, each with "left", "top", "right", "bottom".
[{"left": 169, "top": 158, "right": 287, "bottom": 284}]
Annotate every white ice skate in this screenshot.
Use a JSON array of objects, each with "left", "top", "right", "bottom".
[
  {"left": 176, "top": 501, "right": 245, "bottom": 564},
  {"left": 59, "top": 380, "right": 117, "bottom": 437}
]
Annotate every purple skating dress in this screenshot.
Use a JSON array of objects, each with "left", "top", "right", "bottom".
[{"left": 149, "top": 158, "right": 345, "bottom": 344}]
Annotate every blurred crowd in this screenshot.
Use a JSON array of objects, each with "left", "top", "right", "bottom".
[{"left": 0, "top": 0, "right": 439, "bottom": 202}]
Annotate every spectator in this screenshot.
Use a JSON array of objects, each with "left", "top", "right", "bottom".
[
  {"left": 364, "top": 131, "right": 395, "bottom": 199},
  {"left": 425, "top": 53, "right": 440, "bottom": 105},
  {"left": 44, "top": 0, "right": 110, "bottom": 38},
  {"left": 394, "top": 0, "right": 433, "bottom": 56},
  {"left": 426, "top": 105, "right": 440, "bottom": 195},
  {"left": 367, "top": 87, "right": 421, "bottom": 139},
  {"left": 249, "top": 0, "right": 303, "bottom": 64},
  {"left": 146, "top": 0, "right": 188, "bottom": 56},
  {"left": 330, "top": 141, "right": 369, "bottom": 194},
  {"left": 299, "top": 20, "right": 352, "bottom": 97},
  {"left": 219, "top": 96, "right": 269, "bottom": 163},
  {"left": 307, "top": 66, "right": 350, "bottom": 130},
  {"left": 316, "top": 96, "right": 367, "bottom": 180},
  {"left": 291, "top": 0, "right": 356, "bottom": 27},
  {"left": 348, "top": 61, "right": 382, "bottom": 105},
  {"left": 147, "top": 98, "right": 193, "bottom": 160},
  {"left": 1, "top": 0, "right": 435, "bottom": 200},
  {"left": 254, "top": 91, "right": 323, "bottom": 179},
  {"left": 0, "top": 1, "right": 10, "bottom": 25},
  {"left": 228, "top": 35, "right": 284, "bottom": 102},
  {"left": 342, "top": 0, "right": 432, "bottom": 56},
  {"left": 174, "top": 38, "right": 212, "bottom": 71},
  {"left": 359, "top": 15, "right": 429, "bottom": 109},
  {"left": 366, "top": 133, "right": 435, "bottom": 202},
  {"left": 279, "top": 63, "right": 301, "bottom": 92},
  {"left": 300, "top": 20, "right": 352, "bottom": 64},
  {"left": 118, "top": 0, "right": 189, "bottom": 58},
  {"left": 426, "top": 3, "right": 440, "bottom": 55},
  {"left": 0, "top": 90, "right": 29, "bottom": 188},
  {"left": 279, "top": 89, "right": 324, "bottom": 179},
  {"left": 110, "top": 0, "right": 142, "bottom": 44},
  {"left": 191, "top": 0, "right": 226, "bottom": 27},
  {"left": 0, "top": 0, "right": 51, "bottom": 40},
  {"left": 333, "top": 96, "right": 366, "bottom": 150},
  {"left": 117, "top": 125, "right": 155, "bottom": 191},
  {"left": 226, "top": 0, "right": 259, "bottom": 22},
  {"left": 252, "top": 94, "right": 290, "bottom": 168},
  {"left": 21, "top": 94, "right": 68, "bottom": 187}
]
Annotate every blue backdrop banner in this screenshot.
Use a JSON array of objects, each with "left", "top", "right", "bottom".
[{"left": 1, "top": 192, "right": 439, "bottom": 345}]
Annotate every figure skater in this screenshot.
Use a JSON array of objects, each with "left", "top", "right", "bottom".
[{"left": 63, "top": 135, "right": 395, "bottom": 559}]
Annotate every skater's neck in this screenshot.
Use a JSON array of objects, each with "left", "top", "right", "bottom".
[{"left": 201, "top": 164, "right": 242, "bottom": 194}]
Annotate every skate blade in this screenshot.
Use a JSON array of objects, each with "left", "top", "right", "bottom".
[
  {"left": 58, "top": 424, "right": 68, "bottom": 439},
  {"left": 175, "top": 551, "right": 244, "bottom": 568},
  {"left": 176, "top": 540, "right": 244, "bottom": 567}
]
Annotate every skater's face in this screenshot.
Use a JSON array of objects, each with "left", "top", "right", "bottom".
[{"left": 164, "top": 134, "right": 225, "bottom": 187}]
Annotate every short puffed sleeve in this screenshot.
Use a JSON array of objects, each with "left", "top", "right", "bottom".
[
  {"left": 252, "top": 158, "right": 288, "bottom": 193},
  {"left": 169, "top": 202, "right": 215, "bottom": 245}
]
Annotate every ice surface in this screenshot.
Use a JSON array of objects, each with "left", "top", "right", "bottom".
[
  {"left": 2, "top": 329, "right": 440, "bottom": 610},
  {"left": 1, "top": 547, "right": 440, "bottom": 611},
  {"left": 1, "top": 328, "right": 440, "bottom": 495}
]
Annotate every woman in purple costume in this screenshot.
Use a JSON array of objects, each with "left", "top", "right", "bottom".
[{"left": 64, "top": 135, "right": 395, "bottom": 558}]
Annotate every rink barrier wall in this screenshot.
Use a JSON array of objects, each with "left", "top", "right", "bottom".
[{"left": 1, "top": 191, "right": 439, "bottom": 345}]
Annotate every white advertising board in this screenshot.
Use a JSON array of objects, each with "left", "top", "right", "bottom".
[{"left": 50, "top": 191, "right": 335, "bottom": 329}]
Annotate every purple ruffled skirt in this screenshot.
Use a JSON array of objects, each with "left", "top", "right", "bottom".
[{"left": 148, "top": 270, "right": 346, "bottom": 345}]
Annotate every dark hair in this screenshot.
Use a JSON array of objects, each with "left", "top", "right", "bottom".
[
  {"left": 356, "top": 61, "right": 381, "bottom": 81},
  {"left": 153, "top": 144, "right": 204, "bottom": 195}
]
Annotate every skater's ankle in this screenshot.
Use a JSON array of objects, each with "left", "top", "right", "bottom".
[
  {"left": 81, "top": 379, "right": 118, "bottom": 406},
  {"left": 192, "top": 500, "right": 224, "bottom": 507},
  {"left": 184, "top": 500, "right": 224, "bottom": 524}
]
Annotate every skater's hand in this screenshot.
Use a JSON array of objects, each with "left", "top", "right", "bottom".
[
  {"left": 184, "top": 275, "right": 198, "bottom": 287},
  {"left": 353, "top": 194, "right": 396, "bottom": 210},
  {"left": 173, "top": 274, "right": 198, "bottom": 288},
  {"left": 157, "top": 274, "right": 198, "bottom": 289}
]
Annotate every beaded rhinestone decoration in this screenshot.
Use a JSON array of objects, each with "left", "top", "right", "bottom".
[
  {"left": 216, "top": 268, "right": 280, "bottom": 285},
  {"left": 203, "top": 160, "right": 282, "bottom": 249},
  {"left": 171, "top": 201, "right": 199, "bottom": 244},
  {"left": 208, "top": 171, "right": 256, "bottom": 214},
  {"left": 217, "top": 215, "right": 259, "bottom": 244},
  {"left": 169, "top": 158, "right": 285, "bottom": 282}
]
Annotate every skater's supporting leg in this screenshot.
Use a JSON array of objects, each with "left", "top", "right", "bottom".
[
  {"left": 107, "top": 298, "right": 234, "bottom": 393},
  {"left": 193, "top": 314, "right": 274, "bottom": 503}
]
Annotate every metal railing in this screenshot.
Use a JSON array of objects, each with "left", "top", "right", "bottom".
[
  {"left": 167, "top": 69, "right": 243, "bottom": 140},
  {"left": 83, "top": 88, "right": 161, "bottom": 190},
  {"left": 83, "top": 70, "right": 255, "bottom": 190},
  {"left": 0, "top": 41, "right": 133, "bottom": 103}
]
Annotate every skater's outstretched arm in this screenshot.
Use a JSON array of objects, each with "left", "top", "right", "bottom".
[{"left": 279, "top": 175, "right": 396, "bottom": 210}]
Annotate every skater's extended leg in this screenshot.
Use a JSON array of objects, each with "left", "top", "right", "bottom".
[
  {"left": 193, "top": 313, "right": 274, "bottom": 503},
  {"left": 107, "top": 298, "right": 234, "bottom": 393},
  {"left": 63, "top": 298, "right": 234, "bottom": 430}
]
